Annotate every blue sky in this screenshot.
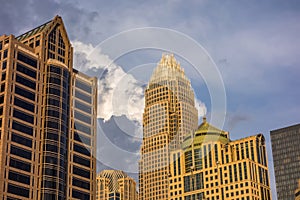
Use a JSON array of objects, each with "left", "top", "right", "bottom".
[{"left": 1, "top": 1, "right": 300, "bottom": 199}]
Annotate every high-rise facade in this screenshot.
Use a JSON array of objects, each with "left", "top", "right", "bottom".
[
  {"left": 270, "top": 124, "right": 300, "bottom": 200},
  {"left": 139, "top": 54, "right": 198, "bottom": 199},
  {"left": 169, "top": 118, "right": 272, "bottom": 200},
  {"left": 0, "top": 16, "right": 97, "bottom": 200},
  {"left": 96, "top": 170, "right": 138, "bottom": 200},
  {"left": 296, "top": 180, "right": 300, "bottom": 200}
]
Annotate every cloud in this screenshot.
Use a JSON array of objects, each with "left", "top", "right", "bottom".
[
  {"left": 195, "top": 98, "right": 207, "bottom": 120},
  {"left": 73, "top": 41, "right": 145, "bottom": 125},
  {"left": 97, "top": 117, "right": 141, "bottom": 174}
]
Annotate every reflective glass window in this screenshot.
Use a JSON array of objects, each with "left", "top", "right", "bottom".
[
  {"left": 16, "top": 63, "right": 36, "bottom": 78},
  {"left": 12, "top": 120, "right": 33, "bottom": 136},
  {"left": 17, "top": 52, "right": 37, "bottom": 68},
  {"left": 16, "top": 74, "right": 36, "bottom": 89},
  {"left": 13, "top": 109, "right": 34, "bottom": 124},
  {"left": 15, "top": 85, "right": 35, "bottom": 101}
]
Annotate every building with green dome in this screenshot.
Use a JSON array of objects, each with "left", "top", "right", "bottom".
[{"left": 169, "top": 117, "right": 271, "bottom": 200}]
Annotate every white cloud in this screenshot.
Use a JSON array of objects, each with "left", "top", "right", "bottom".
[
  {"left": 73, "top": 41, "right": 207, "bottom": 128},
  {"left": 73, "top": 41, "right": 145, "bottom": 124},
  {"left": 195, "top": 98, "right": 207, "bottom": 119}
]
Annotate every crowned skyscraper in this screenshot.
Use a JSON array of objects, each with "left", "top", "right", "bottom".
[
  {"left": 139, "top": 54, "right": 198, "bottom": 199},
  {"left": 0, "top": 16, "right": 97, "bottom": 199}
]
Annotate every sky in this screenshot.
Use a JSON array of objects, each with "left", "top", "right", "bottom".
[{"left": 1, "top": 0, "right": 300, "bottom": 199}]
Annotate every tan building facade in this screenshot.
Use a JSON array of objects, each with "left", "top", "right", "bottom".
[
  {"left": 139, "top": 54, "right": 198, "bottom": 199},
  {"left": 296, "top": 180, "right": 300, "bottom": 200},
  {"left": 0, "top": 16, "right": 97, "bottom": 199},
  {"left": 96, "top": 170, "right": 138, "bottom": 200},
  {"left": 169, "top": 118, "right": 271, "bottom": 200}
]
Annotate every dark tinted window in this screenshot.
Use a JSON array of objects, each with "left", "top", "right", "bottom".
[
  {"left": 47, "top": 98, "right": 60, "bottom": 107},
  {"left": 75, "top": 90, "right": 91, "bottom": 104},
  {"left": 3, "top": 50, "right": 8, "bottom": 58},
  {"left": 74, "top": 132, "right": 91, "bottom": 146},
  {"left": 16, "top": 74, "right": 36, "bottom": 89},
  {"left": 11, "top": 133, "right": 32, "bottom": 148},
  {"left": 74, "top": 121, "right": 91, "bottom": 135},
  {"left": 45, "top": 132, "right": 58, "bottom": 140},
  {"left": 74, "top": 143, "right": 91, "bottom": 157},
  {"left": 46, "top": 109, "right": 60, "bottom": 118},
  {"left": 46, "top": 120, "right": 59, "bottom": 129},
  {"left": 15, "top": 85, "right": 35, "bottom": 101},
  {"left": 12, "top": 120, "right": 33, "bottom": 136},
  {"left": 7, "top": 184, "right": 29, "bottom": 198},
  {"left": 48, "top": 76, "right": 61, "bottom": 85},
  {"left": 8, "top": 171, "right": 30, "bottom": 184},
  {"left": 43, "top": 180, "right": 56, "bottom": 189},
  {"left": 13, "top": 109, "right": 34, "bottom": 124},
  {"left": 73, "top": 166, "right": 90, "bottom": 179},
  {"left": 9, "top": 158, "right": 31, "bottom": 172},
  {"left": 43, "top": 168, "right": 57, "bottom": 176},
  {"left": 48, "top": 87, "right": 61, "bottom": 96},
  {"left": 44, "top": 143, "right": 58, "bottom": 153},
  {"left": 2, "top": 61, "right": 7, "bottom": 70},
  {"left": 72, "top": 177, "right": 90, "bottom": 190},
  {"left": 17, "top": 52, "right": 37, "bottom": 68},
  {"left": 16, "top": 63, "right": 36, "bottom": 78},
  {"left": 73, "top": 155, "right": 90, "bottom": 167},
  {"left": 10, "top": 145, "right": 32, "bottom": 160},
  {"left": 76, "top": 80, "right": 92, "bottom": 93},
  {"left": 45, "top": 156, "right": 58, "bottom": 164},
  {"left": 49, "top": 65, "right": 61, "bottom": 74},
  {"left": 75, "top": 111, "right": 91, "bottom": 124},
  {"left": 72, "top": 190, "right": 90, "bottom": 200},
  {"left": 75, "top": 100, "right": 91, "bottom": 114},
  {"left": 0, "top": 95, "right": 3, "bottom": 104},
  {"left": 2, "top": 72, "right": 6, "bottom": 80},
  {"left": 14, "top": 97, "right": 34, "bottom": 112}
]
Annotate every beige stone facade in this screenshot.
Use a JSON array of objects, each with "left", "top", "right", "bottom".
[
  {"left": 0, "top": 16, "right": 97, "bottom": 199},
  {"left": 169, "top": 118, "right": 272, "bottom": 200},
  {"left": 96, "top": 170, "right": 138, "bottom": 200},
  {"left": 139, "top": 54, "right": 198, "bottom": 199}
]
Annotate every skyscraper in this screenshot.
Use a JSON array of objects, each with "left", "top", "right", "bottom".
[
  {"left": 96, "top": 170, "right": 138, "bottom": 200},
  {"left": 296, "top": 180, "right": 300, "bottom": 200},
  {"left": 169, "top": 117, "right": 272, "bottom": 200},
  {"left": 0, "top": 16, "right": 97, "bottom": 200},
  {"left": 270, "top": 124, "right": 300, "bottom": 200},
  {"left": 139, "top": 54, "right": 198, "bottom": 199}
]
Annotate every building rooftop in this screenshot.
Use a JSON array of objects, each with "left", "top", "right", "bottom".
[
  {"left": 16, "top": 19, "right": 52, "bottom": 41},
  {"left": 182, "top": 117, "right": 230, "bottom": 150}
]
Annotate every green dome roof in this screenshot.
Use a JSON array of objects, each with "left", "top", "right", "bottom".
[{"left": 182, "top": 117, "right": 229, "bottom": 150}]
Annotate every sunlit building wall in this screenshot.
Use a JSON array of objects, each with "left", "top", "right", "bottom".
[
  {"left": 0, "top": 16, "right": 97, "bottom": 200},
  {"left": 139, "top": 54, "right": 198, "bottom": 199},
  {"left": 96, "top": 170, "right": 138, "bottom": 200},
  {"left": 169, "top": 118, "right": 272, "bottom": 200}
]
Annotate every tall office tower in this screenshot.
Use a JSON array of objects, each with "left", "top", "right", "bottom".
[
  {"left": 0, "top": 16, "right": 97, "bottom": 200},
  {"left": 169, "top": 117, "right": 272, "bottom": 200},
  {"left": 270, "top": 124, "right": 300, "bottom": 200},
  {"left": 96, "top": 170, "right": 138, "bottom": 200},
  {"left": 139, "top": 54, "right": 198, "bottom": 199},
  {"left": 296, "top": 180, "right": 300, "bottom": 200}
]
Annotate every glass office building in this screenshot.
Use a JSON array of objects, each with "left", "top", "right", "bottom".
[
  {"left": 270, "top": 124, "right": 300, "bottom": 200},
  {"left": 0, "top": 16, "right": 97, "bottom": 200}
]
